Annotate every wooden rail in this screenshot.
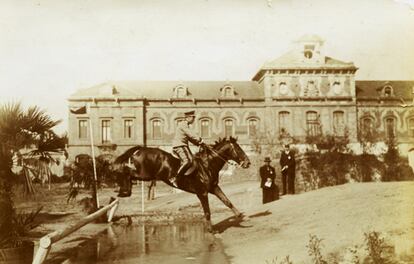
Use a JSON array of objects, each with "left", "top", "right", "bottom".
[{"left": 32, "top": 198, "right": 119, "bottom": 264}]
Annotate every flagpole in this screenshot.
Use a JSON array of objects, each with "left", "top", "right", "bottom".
[{"left": 88, "top": 105, "right": 100, "bottom": 209}]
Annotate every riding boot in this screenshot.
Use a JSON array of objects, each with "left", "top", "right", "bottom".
[{"left": 171, "top": 162, "right": 190, "bottom": 187}]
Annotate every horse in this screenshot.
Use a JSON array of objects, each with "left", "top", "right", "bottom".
[{"left": 114, "top": 136, "right": 251, "bottom": 232}]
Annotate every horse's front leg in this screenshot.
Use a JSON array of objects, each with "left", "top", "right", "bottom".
[
  {"left": 196, "top": 193, "right": 213, "bottom": 232},
  {"left": 212, "top": 186, "right": 242, "bottom": 218}
]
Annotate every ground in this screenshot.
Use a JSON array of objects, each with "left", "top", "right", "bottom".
[{"left": 15, "top": 180, "right": 414, "bottom": 263}]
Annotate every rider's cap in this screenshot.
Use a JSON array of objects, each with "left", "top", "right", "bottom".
[{"left": 184, "top": 110, "right": 196, "bottom": 117}]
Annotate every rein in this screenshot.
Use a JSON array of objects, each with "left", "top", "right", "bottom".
[{"left": 204, "top": 144, "right": 238, "bottom": 166}]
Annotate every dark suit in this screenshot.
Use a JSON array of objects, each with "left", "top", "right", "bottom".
[
  {"left": 279, "top": 150, "right": 296, "bottom": 194},
  {"left": 260, "top": 164, "right": 279, "bottom": 203}
]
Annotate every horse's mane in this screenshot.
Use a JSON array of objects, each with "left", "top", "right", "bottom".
[
  {"left": 212, "top": 136, "right": 238, "bottom": 148},
  {"left": 196, "top": 136, "right": 238, "bottom": 158},
  {"left": 115, "top": 145, "right": 142, "bottom": 164}
]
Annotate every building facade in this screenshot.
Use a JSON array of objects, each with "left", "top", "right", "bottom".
[{"left": 67, "top": 35, "right": 414, "bottom": 160}]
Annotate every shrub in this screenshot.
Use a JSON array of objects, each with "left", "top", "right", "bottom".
[
  {"left": 307, "top": 234, "right": 328, "bottom": 264},
  {"left": 382, "top": 137, "right": 414, "bottom": 181},
  {"left": 364, "top": 231, "right": 387, "bottom": 264}
]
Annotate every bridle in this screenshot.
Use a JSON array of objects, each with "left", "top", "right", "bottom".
[{"left": 204, "top": 142, "right": 240, "bottom": 166}]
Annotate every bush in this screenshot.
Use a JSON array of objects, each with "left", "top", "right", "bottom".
[
  {"left": 307, "top": 234, "right": 328, "bottom": 264},
  {"left": 382, "top": 137, "right": 414, "bottom": 181},
  {"left": 298, "top": 150, "right": 385, "bottom": 191}
]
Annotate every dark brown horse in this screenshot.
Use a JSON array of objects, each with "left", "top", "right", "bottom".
[{"left": 115, "top": 137, "right": 250, "bottom": 232}]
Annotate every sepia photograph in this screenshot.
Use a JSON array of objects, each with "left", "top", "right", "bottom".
[{"left": 1, "top": 0, "right": 413, "bottom": 263}]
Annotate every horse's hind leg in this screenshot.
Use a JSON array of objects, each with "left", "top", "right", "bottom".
[
  {"left": 196, "top": 193, "right": 213, "bottom": 232},
  {"left": 212, "top": 186, "right": 242, "bottom": 217}
]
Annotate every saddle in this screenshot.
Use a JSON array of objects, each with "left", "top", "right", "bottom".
[{"left": 171, "top": 152, "right": 198, "bottom": 176}]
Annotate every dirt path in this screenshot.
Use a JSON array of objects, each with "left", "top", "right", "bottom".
[{"left": 19, "top": 181, "right": 414, "bottom": 263}]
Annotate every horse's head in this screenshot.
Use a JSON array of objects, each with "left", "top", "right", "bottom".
[
  {"left": 217, "top": 137, "right": 250, "bottom": 168},
  {"left": 113, "top": 163, "right": 133, "bottom": 197}
]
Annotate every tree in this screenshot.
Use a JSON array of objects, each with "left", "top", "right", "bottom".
[{"left": 0, "top": 102, "right": 62, "bottom": 248}]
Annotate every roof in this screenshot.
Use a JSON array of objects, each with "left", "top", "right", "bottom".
[
  {"left": 356, "top": 81, "right": 414, "bottom": 99},
  {"left": 69, "top": 81, "right": 263, "bottom": 100},
  {"left": 261, "top": 50, "right": 356, "bottom": 69},
  {"left": 252, "top": 50, "right": 357, "bottom": 81}
]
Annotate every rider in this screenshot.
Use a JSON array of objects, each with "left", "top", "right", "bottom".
[{"left": 171, "top": 110, "right": 205, "bottom": 187}]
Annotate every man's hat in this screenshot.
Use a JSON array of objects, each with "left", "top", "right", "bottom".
[
  {"left": 184, "top": 110, "right": 196, "bottom": 117},
  {"left": 264, "top": 157, "right": 271, "bottom": 162}
]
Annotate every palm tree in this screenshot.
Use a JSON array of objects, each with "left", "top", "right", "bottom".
[{"left": 0, "top": 102, "right": 62, "bottom": 248}]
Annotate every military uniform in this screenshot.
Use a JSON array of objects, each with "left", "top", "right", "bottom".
[{"left": 171, "top": 111, "right": 203, "bottom": 185}]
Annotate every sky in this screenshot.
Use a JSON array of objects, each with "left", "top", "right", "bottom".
[{"left": 1, "top": 0, "right": 413, "bottom": 134}]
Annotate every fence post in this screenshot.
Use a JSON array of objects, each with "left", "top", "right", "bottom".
[
  {"left": 107, "top": 201, "right": 119, "bottom": 222},
  {"left": 32, "top": 198, "right": 119, "bottom": 264},
  {"left": 32, "top": 236, "right": 53, "bottom": 264}
]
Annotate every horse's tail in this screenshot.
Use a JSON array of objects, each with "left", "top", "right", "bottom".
[{"left": 115, "top": 145, "right": 143, "bottom": 164}]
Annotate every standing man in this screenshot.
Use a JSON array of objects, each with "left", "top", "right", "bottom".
[
  {"left": 171, "top": 110, "right": 204, "bottom": 187},
  {"left": 260, "top": 157, "right": 278, "bottom": 204},
  {"left": 279, "top": 144, "right": 296, "bottom": 195}
]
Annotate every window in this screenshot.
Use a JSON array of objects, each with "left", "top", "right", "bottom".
[
  {"left": 385, "top": 117, "right": 396, "bottom": 138},
  {"left": 224, "top": 119, "right": 234, "bottom": 137},
  {"left": 278, "top": 111, "right": 290, "bottom": 134},
  {"left": 200, "top": 119, "right": 210, "bottom": 138},
  {"left": 409, "top": 118, "right": 414, "bottom": 137},
  {"left": 224, "top": 87, "right": 233, "bottom": 97},
  {"left": 123, "top": 119, "right": 133, "bottom": 139},
  {"left": 333, "top": 111, "right": 345, "bottom": 136},
  {"left": 101, "top": 120, "right": 111, "bottom": 144},
  {"left": 361, "top": 117, "right": 374, "bottom": 136},
  {"left": 332, "top": 81, "right": 342, "bottom": 95},
  {"left": 383, "top": 86, "right": 393, "bottom": 97},
  {"left": 152, "top": 119, "right": 162, "bottom": 139},
  {"left": 306, "top": 111, "right": 321, "bottom": 136},
  {"left": 176, "top": 87, "right": 186, "bottom": 98},
  {"left": 248, "top": 119, "right": 258, "bottom": 137},
  {"left": 176, "top": 118, "right": 185, "bottom": 127},
  {"left": 78, "top": 120, "right": 88, "bottom": 139}
]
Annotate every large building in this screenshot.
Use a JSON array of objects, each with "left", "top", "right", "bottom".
[{"left": 67, "top": 35, "right": 414, "bottom": 160}]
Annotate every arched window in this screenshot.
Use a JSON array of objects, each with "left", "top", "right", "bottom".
[
  {"left": 175, "top": 118, "right": 185, "bottom": 127},
  {"left": 278, "top": 111, "right": 291, "bottom": 134},
  {"left": 306, "top": 111, "right": 321, "bottom": 136},
  {"left": 224, "top": 87, "right": 233, "bottom": 97},
  {"left": 224, "top": 119, "right": 234, "bottom": 137},
  {"left": 248, "top": 119, "right": 258, "bottom": 137},
  {"left": 409, "top": 118, "right": 414, "bottom": 137},
  {"left": 332, "top": 81, "right": 342, "bottom": 95},
  {"left": 383, "top": 86, "right": 393, "bottom": 97},
  {"left": 152, "top": 119, "right": 163, "bottom": 139},
  {"left": 176, "top": 87, "right": 186, "bottom": 98},
  {"left": 385, "top": 117, "right": 396, "bottom": 138},
  {"left": 333, "top": 111, "right": 345, "bottom": 136},
  {"left": 200, "top": 119, "right": 210, "bottom": 138},
  {"left": 361, "top": 117, "right": 374, "bottom": 136}
]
